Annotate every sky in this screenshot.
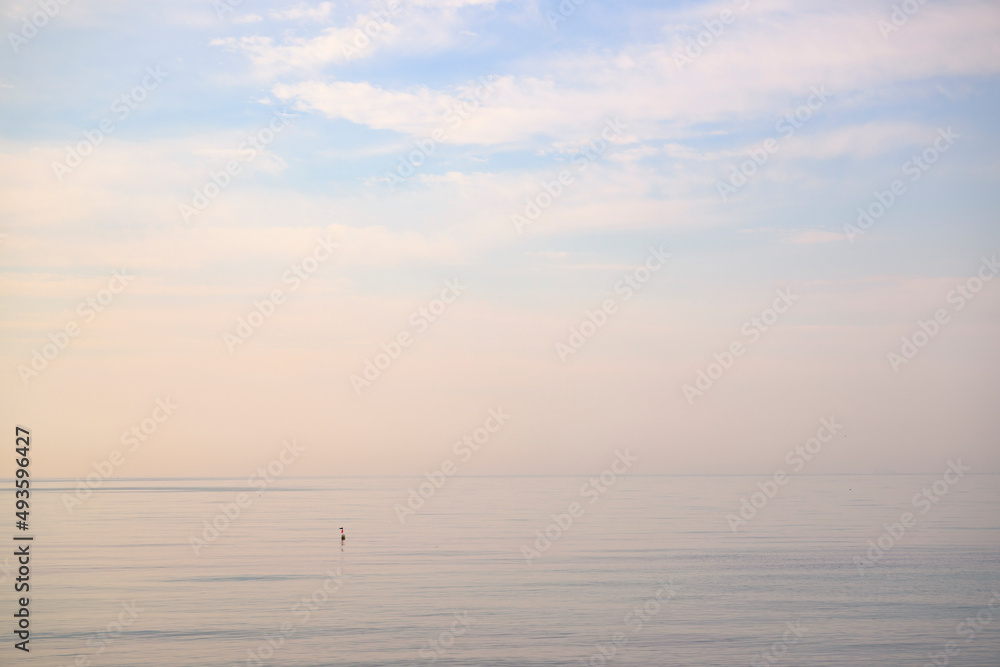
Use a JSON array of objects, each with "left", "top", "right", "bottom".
[{"left": 2, "top": 0, "right": 999, "bottom": 479}]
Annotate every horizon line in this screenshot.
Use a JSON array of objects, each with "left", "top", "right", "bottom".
[{"left": 7, "top": 472, "right": 998, "bottom": 482}]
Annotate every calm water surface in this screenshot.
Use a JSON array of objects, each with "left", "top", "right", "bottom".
[{"left": 7, "top": 475, "right": 999, "bottom": 666}]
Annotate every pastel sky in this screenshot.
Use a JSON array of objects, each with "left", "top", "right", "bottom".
[{"left": 2, "top": 0, "right": 999, "bottom": 479}]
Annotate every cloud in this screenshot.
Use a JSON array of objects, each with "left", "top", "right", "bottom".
[
  {"left": 739, "top": 227, "right": 849, "bottom": 245},
  {"left": 273, "top": 80, "right": 454, "bottom": 132},
  {"left": 783, "top": 229, "right": 846, "bottom": 245},
  {"left": 269, "top": 2, "right": 334, "bottom": 21},
  {"left": 780, "top": 122, "right": 938, "bottom": 160},
  {"left": 257, "top": 1, "right": 1000, "bottom": 147},
  {"left": 0, "top": 222, "right": 466, "bottom": 275},
  {"left": 210, "top": 13, "right": 403, "bottom": 71},
  {"left": 210, "top": 0, "right": 514, "bottom": 71},
  {"left": 525, "top": 250, "right": 570, "bottom": 260},
  {"left": 273, "top": 74, "right": 597, "bottom": 146},
  {"left": 408, "top": 0, "right": 505, "bottom": 6}
]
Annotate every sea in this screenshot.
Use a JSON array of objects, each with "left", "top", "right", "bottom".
[{"left": 7, "top": 474, "right": 999, "bottom": 666}]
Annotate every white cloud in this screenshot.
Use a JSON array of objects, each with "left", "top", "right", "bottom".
[
  {"left": 211, "top": 0, "right": 499, "bottom": 71},
  {"left": 780, "top": 122, "right": 937, "bottom": 160},
  {"left": 408, "top": 0, "right": 504, "bottom": 5},
  {"left": 260, "top": 1, "right": 1000, "bottom": 146},
  {"left": 210, "top": 13, "right": 403, "bottom": 71},
  {"left": 270, "top": 2, "right": 334, "bottom": 21},
  {"left": 783, "top": 229, "right": 846, "bottom": 245},
  {"left": 273, "top": 80, "right": 454, "bottom": 131},
  {"left": 0, "top": 221, "right": 466, "bottom": 275}
]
